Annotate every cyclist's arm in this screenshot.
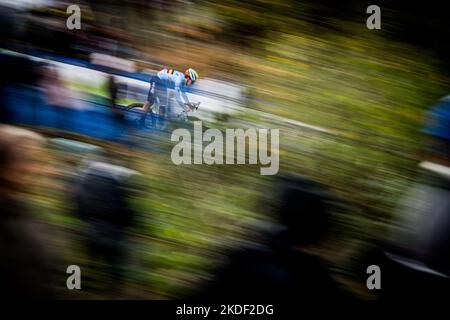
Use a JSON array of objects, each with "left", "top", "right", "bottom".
[{"left": 174, "top": 84, "right": 190, "bottom": 107}]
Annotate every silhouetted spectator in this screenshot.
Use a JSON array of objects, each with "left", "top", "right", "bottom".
[
  {"left": 199, "top": 175, "right": 349, "bottom": 301},
  {"left": 73, "top": 158, "right": 138, "bottom": 295}
]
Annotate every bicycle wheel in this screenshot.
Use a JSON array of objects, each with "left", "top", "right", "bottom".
[{"left": 126, "top": 103, "right": 144, "bottom": 111}]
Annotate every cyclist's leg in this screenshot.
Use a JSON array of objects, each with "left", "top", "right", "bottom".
[
  {"left": 140, "top": 76, "right": 157, "bottom": 126},
  {"left": 154, "top": 78, "right": 167, "bottom": 108},
  {"left": 154, "top": 79, "right": 168, "bottom": 126},
  {"left": 143, "top": 76, "right": 158, "bottom": 113},
  {"left": 143, "top": 76, "right": 167, "bottom": 127}
]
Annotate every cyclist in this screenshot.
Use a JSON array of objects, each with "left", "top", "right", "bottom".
[{"left": 143, "top": 67, "right": 199, "bottom": 123}]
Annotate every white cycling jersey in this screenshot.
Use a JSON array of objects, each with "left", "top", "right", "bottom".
[{"left": 156, "top": 68, "right": 190, "bottom": 107}]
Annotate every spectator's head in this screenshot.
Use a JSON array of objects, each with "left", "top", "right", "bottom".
[
  {"left": 39, "top": 64, "right": 60, "bottom": 84},
  {"left": 0, "top": 55, "right": 42, "bottom": 87},
  {"left": 423, "top": 95, "right": 450, "bottom": 166},
  {"left": 274, "top": 174, "right": 333, "bottom": 247}
]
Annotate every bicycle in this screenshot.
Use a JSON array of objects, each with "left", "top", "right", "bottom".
[{"left": 126, "top": 101, "right": 200, "bottom": 130}]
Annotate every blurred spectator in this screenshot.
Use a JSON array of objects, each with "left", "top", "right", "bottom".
[
  {"left": 367, "top": 95, "right": 450, "bottom": 300},
  {"left": 0, "top": 55, "right": 41, "bottom": 123},
  {"left": 73, "top": 156, "right": 138, "bottom": 296},
  {"left": 108, "top": 75, "right": 118, "bottom": 109},
  {"left": 406, "top": 95, "right": 450, "bottom": 272},
  {"left": 40, "top": 65, "right": 74, "bottom": 109},
  {"left": 198, "top": 175, "right": 349, "bottom": 301},
  {"left": 39, "top": 64, "right": 88, "bottom": 131},
  {"left": 108, "top": 75, "right": 126, "bottom": 123},
  {"left": 0, "top": 125, "right": 54, "bottom": 299}
]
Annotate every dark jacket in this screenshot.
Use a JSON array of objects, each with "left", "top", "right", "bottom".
[
  {"left": 201, "top": 229, "right": 348, "bottom": 301},
  {"left": 0, "top": 196, "right": 54, "bottom": 299}
]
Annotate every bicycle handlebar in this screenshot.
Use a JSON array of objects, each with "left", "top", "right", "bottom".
[{"left": 185, "top": 102, "right": 201, "bottom": 107}]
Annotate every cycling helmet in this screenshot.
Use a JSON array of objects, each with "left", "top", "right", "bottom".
[{"left": 186, "top": 68, "right": 199, "bottom": 82}]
